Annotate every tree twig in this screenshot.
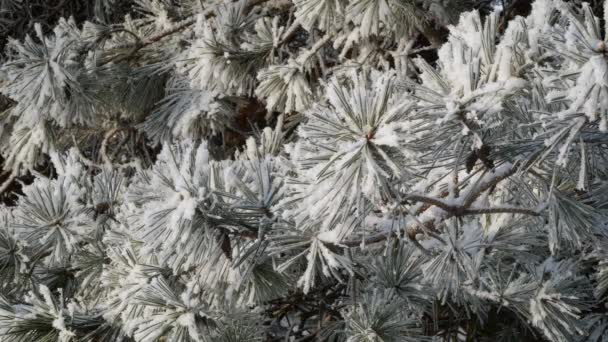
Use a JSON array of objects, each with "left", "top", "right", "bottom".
[
  {"left": 109, "top": 16, "right": 197, "bottom": 52},
  {"left": 341, "top": 162, "right": 540, "bottom": 248},
  {"left": 404, "top": 194, "right": 454, "bottom": 212},
  {"left": 460, "top": 206, "right": 540, "bottom": 216}
]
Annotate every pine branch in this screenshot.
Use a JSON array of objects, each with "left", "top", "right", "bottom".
[
  {"left": 109, "top": 17, "right": 196, "bottom": 52},
  {"left": 342, "top": 162, "right": 538, "bottom": 248},
  {"left": 106, "top": 0, "right": 270, "bottom": 64},
  {"left": 404, "top": 194, "right": 454, "bottom": 212},
  {"left": 2, "top": 1, "right": 608, "bottom": 341},
  {"left": 461, "top": 162, "right": 520, "bottom": 208},
  {"left": 460, "top": 206, "right": 541, "bottom": 216},
  {"left": 100, "top": 126, "right": 131, "bottom": 167}
]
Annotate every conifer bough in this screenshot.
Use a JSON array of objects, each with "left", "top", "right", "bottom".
[{"left": 1, "top": 0, "right": 608, "bottom": 341}]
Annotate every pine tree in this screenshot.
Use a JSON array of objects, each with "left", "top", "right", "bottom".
[{"left": 1, "top": 0, "right": 608, "bottom": 341}]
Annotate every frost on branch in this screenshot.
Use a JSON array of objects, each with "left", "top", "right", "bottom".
[
  {"left": 292, "top": 70, "right": 416, "bottom": 227},
  {"left": 1, "top": 0, "right": 608, "bottom": 341}
]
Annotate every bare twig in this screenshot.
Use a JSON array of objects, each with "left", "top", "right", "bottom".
[
  {"left": 461, "top": 162, "right": 519, "bottom": 208},
  {"left": 404, "top": 194, "right": 454, "bottom": 212},
  {"left": 460, "top": 206, "right": 540, "bottom": 216},
  {"left": 109, "top": 16, "right": 197, "bottom": 53},
  {"left": 340, "top": 162, "right": 540, "bottom": 248},
  {"left": 102, "top": 1, "right": 219, "bottom": 66},
  {"left": 100, "top": 127, "right": 123, "bottom": 167},
  {"left": 103, "top": 0, "right": 271, "bottom": 65}
]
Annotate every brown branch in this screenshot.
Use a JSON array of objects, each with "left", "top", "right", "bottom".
[
  {"left": 102, "top": 1, "right": 220, "bottom": 65},
  {"left": 340, "top": 221, "right": 439, "bottom": 248},
  {"left": 413, "top": 189, "right": 450, "bottom": 215},
  {"left": 100, "top": 126, "right": 133, "bottom": 167},
  {"left": 341, "top": 232, "right": 394, "bottom": 248},
  {"left": 105, "top": 0, "right": 271, "bottom": 65},
  {"left": 101, "top": 0, "right": 272, "bottom": 66},
  {"left": 460, "top": 206, "right": 541, "bottom": 216},
  {"left": 405, "top": 194, "right": 455, "bottom": 212},
  {"left": 461, "top": 162, "right": 519, "bottom": 208},
  {"left": 341, "top": 162, "right": 539, "bottom": 248},
  {"left": 109, "top": 16, "right": 197, "bottom": 53},
  {"left": 102, "top": 16, "right": 198, "bottom": 65}
]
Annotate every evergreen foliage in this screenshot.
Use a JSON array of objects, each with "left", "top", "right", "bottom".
[{"left": 1, "top": 0, "right": 608, "bottom": 341}]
